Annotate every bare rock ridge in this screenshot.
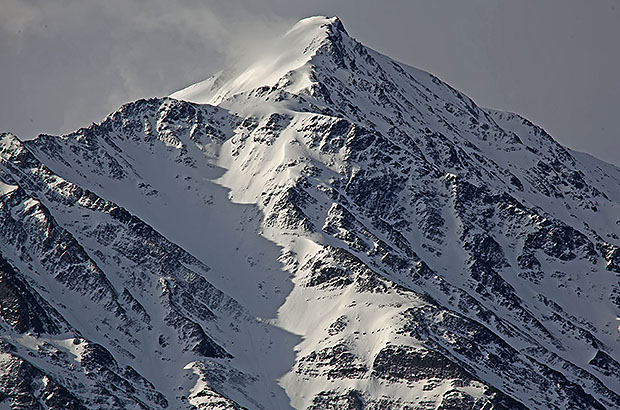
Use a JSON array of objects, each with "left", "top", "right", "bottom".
[{"left": 1, "top": 15, "right": 620, "bottom": 409}]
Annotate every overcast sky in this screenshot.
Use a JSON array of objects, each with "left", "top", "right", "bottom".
[{"left": 1, "top": 0, "right": 618, "bottom": 165}]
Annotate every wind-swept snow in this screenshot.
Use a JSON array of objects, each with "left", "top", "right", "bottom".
[{"left": 0, "top": 15, "right": 619, "bottom": 410}]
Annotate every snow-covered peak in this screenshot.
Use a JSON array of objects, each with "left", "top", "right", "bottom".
[
  {"left": 0, "top": 132, "right": 22, "bottom": 153},
  {"left": 4, "top": 14, "right": 620, "bottom": 410},
  {"left": 171, "top": 16, "right": 351, "bottom": 106},
  {"left": 285, "top": 15, "right": 347, "bottom": 37}
]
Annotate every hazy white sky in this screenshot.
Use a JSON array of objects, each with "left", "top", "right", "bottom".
[{"left": 1, "top": 0, "right": 618, "bottom": 165}]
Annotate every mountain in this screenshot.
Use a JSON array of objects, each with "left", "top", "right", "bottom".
[{"left": 1, "top": 16, "right": 620, "bottom": 409}]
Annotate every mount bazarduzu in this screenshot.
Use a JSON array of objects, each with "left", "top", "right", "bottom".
[{"left": 1, "top": 16, "right": 620, "bottom": 410}]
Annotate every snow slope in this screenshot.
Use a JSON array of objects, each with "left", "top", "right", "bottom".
[{"left": 1, "top": 16, "right": 620, "bottom": 410}]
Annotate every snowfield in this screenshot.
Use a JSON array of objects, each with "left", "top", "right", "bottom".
[{"left": 0, "top": 16, "right": 619, "bottom": 410}]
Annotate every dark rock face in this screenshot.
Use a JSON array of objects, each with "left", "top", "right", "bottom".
[
  {"left": 0, "top": 255, "right": 62, "bottom": 335},
  {"left": 372, "top": 345, "right": 471, "bottom": 383},
  {"left": 437, "top": 390, "right": 476, "bottom": 410},
  {"left": 522, "top": 219, "right": 596, "bottom": 262},
  {"left": 590, "top": 350, "right": 620, "bottom": 379},
  {"left": 297, "top": 343, "right": 368, "bottom": 380},
  {"left": 1, "top": 16, "right": 620, "bottom": 410},
  {"left": 307, "top": 390, "right": 364, "bottom": 410},
  {"left": 0, "top": 350, "right": 86, "bottom": 410}
]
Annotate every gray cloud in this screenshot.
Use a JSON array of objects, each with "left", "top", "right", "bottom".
[
  {"left": 0, "top": 0, "right": 291, "bottom": 137},
  {"left": 1, "top": 0, "right": 618, "bottom": 165}
]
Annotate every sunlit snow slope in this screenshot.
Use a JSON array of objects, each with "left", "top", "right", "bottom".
[{"left": 1, "top": 16, "right": 620, "bottom": 410}]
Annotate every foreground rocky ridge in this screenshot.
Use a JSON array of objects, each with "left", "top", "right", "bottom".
[{"left": 1, "top": 16, "right": 619, "bottom": 409}]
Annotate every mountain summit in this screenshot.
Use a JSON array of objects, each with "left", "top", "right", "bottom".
[
  {"left": 171, "top": 16, "right": 350, "bottom": 105},
  {"left": 1, "top": 16, "right": 620, "bottom": 410}
]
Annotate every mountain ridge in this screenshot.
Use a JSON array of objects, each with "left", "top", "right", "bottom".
[{"left": 1, "top": 16, "right": 620, "bottom": 409}]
